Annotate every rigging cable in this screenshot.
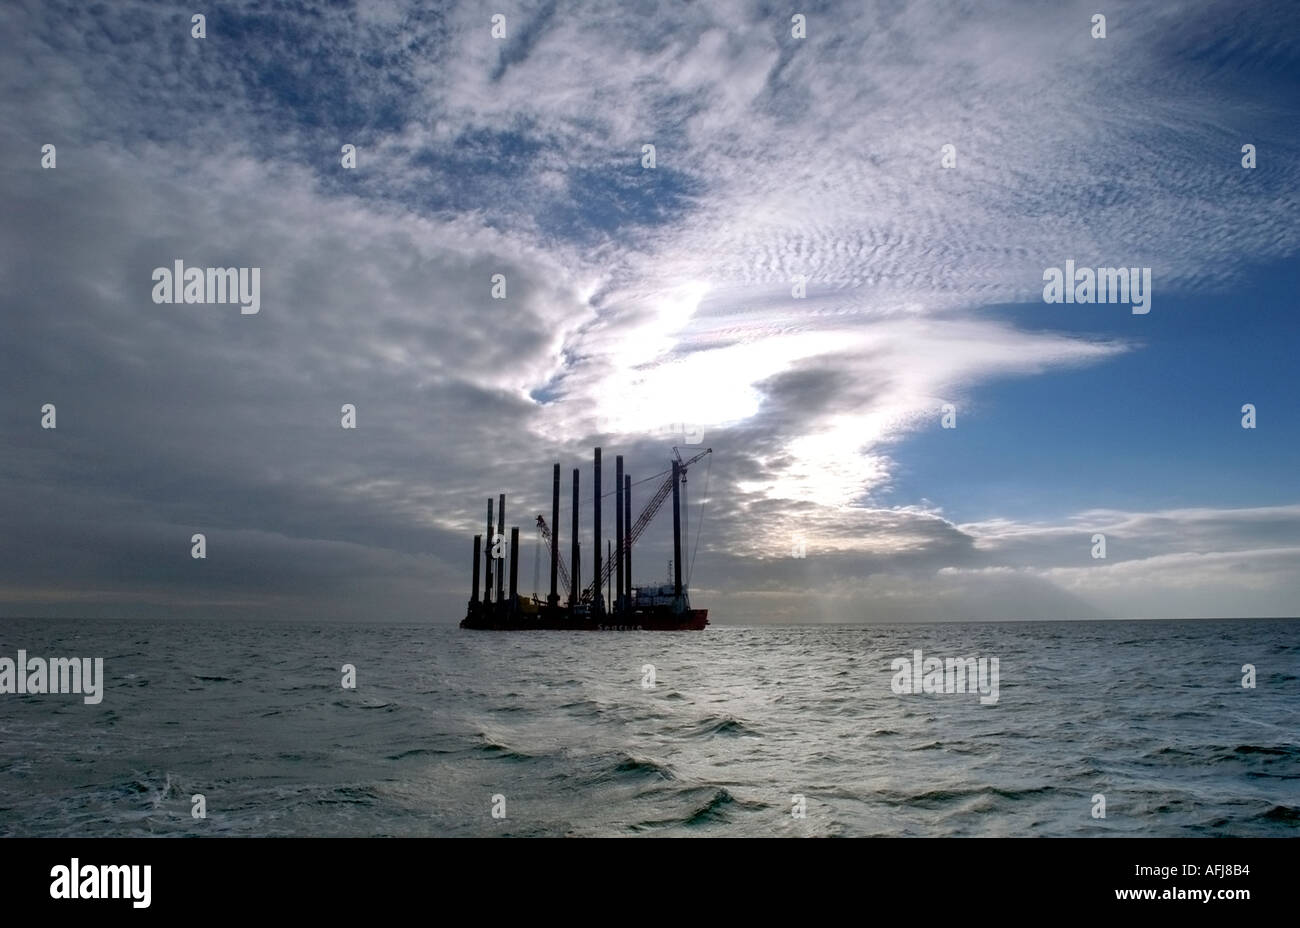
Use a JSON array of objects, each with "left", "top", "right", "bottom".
[
  {"left": 686, "top": 452, "right": 711, "bottom": 588},
  {"left": 532, "top": 526, "right": 541, "bottom": 599}
]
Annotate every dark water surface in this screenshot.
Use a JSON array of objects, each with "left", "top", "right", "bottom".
[{"left": 1, "top": 618, "right": 1296, "bottom": 836}]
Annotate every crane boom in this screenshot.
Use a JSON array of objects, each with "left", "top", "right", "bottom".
[
  {"left": 584, "top": 448, "right": 711, "bottom": 601},
  {"left": 535, "top": 514, "right": 571, "bottom": 597}
]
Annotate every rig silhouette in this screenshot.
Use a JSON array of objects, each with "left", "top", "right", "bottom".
[{"left": 461, "top": 446, "right": 711, "bottom": 631}]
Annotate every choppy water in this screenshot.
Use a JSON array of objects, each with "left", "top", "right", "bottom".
[{"left": 0, "top": 618, "right": 1296, "bottom": 836}]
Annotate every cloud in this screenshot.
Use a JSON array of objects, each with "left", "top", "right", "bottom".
[
  {"left": 944, "top": 505, "right": 1300, "bottom": 619},
  {"left": 1, "top": 0, "right": 1297, "bottom": 620}
]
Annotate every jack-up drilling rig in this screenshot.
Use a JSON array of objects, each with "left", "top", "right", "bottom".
[{"left": 460, "top": 447, "right": 711, "bottom": 630}]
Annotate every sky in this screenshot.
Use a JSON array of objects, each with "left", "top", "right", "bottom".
[{"left": 1, "top": 0, "right": 1298, "bottom": 623}]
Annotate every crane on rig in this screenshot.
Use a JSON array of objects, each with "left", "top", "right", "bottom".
[
  {"left": 582, "top": 446, "right": 711, "bottom": 603},
  {"left": 533, "top": 447, "right": 711, "bottom": 606},
  {"left": 534, "top": 514, "right": 572, "bottom": 598}
]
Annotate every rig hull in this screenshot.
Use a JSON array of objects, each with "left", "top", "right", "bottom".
[{"left": 460, "top": 601, "right": 707, "bottom": 631}]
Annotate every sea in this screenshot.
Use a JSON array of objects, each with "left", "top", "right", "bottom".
[{"left": 0, "top": 617, "right": 1296, "bottom": 837}]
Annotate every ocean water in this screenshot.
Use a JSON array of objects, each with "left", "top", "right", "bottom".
[{"left": 0, "top": 618, "right": 1296, "bottom": 837}]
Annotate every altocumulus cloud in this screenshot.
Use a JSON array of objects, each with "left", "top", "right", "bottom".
[{"left": 1, "top": 0, "right": 1298, "bottom": 621}]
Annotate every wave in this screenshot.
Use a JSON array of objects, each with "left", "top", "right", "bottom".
[
  {"left": 385, "top": 747, "right": 452, "bottom": 761},
  {"left": 607, "top": 753, "right": 676, "bottom": 782},
  {"left": 634, "top": 787, "right": 768, "bottom": 830},
  {"left": 314, "top": 785, "right": 381, "bottom": 806},
  {"left": 476, "top": 735, "right": 536, "bottom": 762},
  {"left": 892, "top": 784, "right": 1058, "bottom": 805},
  {"left": 331, "top": 698, "right": 397, "bottom": 711},
  {"left": 686, "top": 716, "right": 760, "bottom": 738},
  {"left": 1255, "top": 804, "right": 1300, "bottom": 823},
  {"left": 1231, "top": 744, "right": 1295, "bottom": 756},
  {"left": 685, "top": 788, "right": 738, "bottom": 825}
]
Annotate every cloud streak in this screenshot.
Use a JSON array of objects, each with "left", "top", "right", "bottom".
[{"left": 1, "top": 0, "right": 1297, "bottom": 621}]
